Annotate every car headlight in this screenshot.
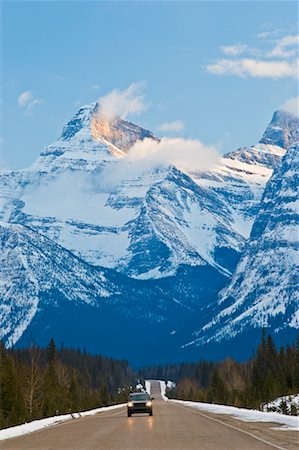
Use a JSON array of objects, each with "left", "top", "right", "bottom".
[
  {"left": 146, "top": 401, "right": 152, "bottom": 407},
  {"left": 128, "top": 402, "right": 133, "bottom": 407}
]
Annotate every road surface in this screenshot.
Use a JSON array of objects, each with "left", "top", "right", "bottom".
[{"left": 2, "top": 381, "right": 298, "bottom": 450}]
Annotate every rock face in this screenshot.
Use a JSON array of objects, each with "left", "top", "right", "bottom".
[
  {"left": 0, "top": 103, "right": 298, "bottom": 363},
  {"left": 259, "top": 110, "right": 299, "bottom": 149},
  {"left": 185, "top": 141, "right": 299, "bottom": 349}
]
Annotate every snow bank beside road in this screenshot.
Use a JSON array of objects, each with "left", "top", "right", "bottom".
[
  {"left": 262, "top": 394, "right": 299, "bottom": 415},
  {"left": 145, "top": 380, "right": 151, "bottom": 395},
  {"left": 158, "top": 380, "right": 176, "bottom": 401},
  {"left": 171, "top": 399, "right": 299, "bottom": 431},
  {"left": 0, "top": 404, "right": 125, "bottom": 441}
]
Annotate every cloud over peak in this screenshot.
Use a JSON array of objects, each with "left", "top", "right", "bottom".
[
  {"left": 96, "top": 82, "right": 148, "bottom": 122},
  {"left": 280, "top": 96, "right": 299, "bottom": 117},
  {"left": 99, "top": 137, "right": 220, "bottom": 192}
]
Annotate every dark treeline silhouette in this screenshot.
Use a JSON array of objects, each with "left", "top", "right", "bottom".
[
  {"left": 0, "top": 339, "right": 134, "bottom": 429},
  {"left": 2, "top": 332, "right": 299, "bottom": 429},
  {"left": 140, "top": 332, "right": 299, "bottom": 412}
]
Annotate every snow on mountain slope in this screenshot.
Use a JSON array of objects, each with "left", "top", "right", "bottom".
[
  {"left": 0, "top": 219, "right": 228, "bottom": 362},
  {"left": 0, "top": 108, "right": 296, "bottom": 282},
  {"left": 0, "top": 103, "right": 156, "bottom": 221},
  {"left": 186, "top": 141, "right": 299, "bottom": 347},
  {"left": 32, "top": 102, "right": 157, "bottom": 173},
  {"left": 0, "top": 221, "right": 113, "bottom": 347},
  {"left": 194, "top": 111, "right": 298, "bottom": 241},
  {"left": 1, "top": 104, "right": 298, "bottom": 362},
  {"left": 120, "top": 166, "right": 242, "bottom": 278}
]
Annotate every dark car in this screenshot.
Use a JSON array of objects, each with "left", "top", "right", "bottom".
[{"left": 127, "top": 392, "right": 154, "bottom": 417}]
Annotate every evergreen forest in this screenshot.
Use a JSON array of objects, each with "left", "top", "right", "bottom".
[{"left": 1, "top": 332, "right": 299, "bottom": 430}]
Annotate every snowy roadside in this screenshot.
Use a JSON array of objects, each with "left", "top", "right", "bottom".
[
  {"left": 156, "top": 380, "right": 298, "bottom": 431},
  {"left": 170, "top": 399, "right": 299, "bottom": 431},
  {"left": 145, "top": 380, "right": 151, "bottom": 395},
  {"left": 157, "top": 380, "right": 176, "bottom": 401},
  {"left": 0, "top": 403, "right": 125, "bottom": 441},
  {"left": 262, "top": 394, "right": 299, "bottom": 415}
]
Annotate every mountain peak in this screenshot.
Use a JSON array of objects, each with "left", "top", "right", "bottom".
[
  {"left": 224, "top": 109, "right": 298, "bottom": 169},
  {"left": 259, "top": 109, "right": 299, "bottom": 149},
  {"left": 91, "top": 103, "right": 158, "bottom": 152},
  {"left": 40, "top": 102, "right": 158, "bottom": 162}
]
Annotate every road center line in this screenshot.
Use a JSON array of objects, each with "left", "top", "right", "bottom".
[{"left": 174, "top": 402, "right": 286, "bottom": 450}]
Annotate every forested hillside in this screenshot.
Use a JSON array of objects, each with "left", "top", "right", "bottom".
[
  {"left": 0, "top": 339, "right": 134, "bottom": 428},
  {"left": 141, "top": 332, "right": 299, "bottom": 412}
]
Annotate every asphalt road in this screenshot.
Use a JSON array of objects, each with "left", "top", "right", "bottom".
[{"left": 2, "top": 381, "right": 298, "bottom": 450}]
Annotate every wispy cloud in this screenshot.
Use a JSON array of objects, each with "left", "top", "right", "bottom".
[
  {"left": 96, "top": 82, "right": 148, "bottom": 122},
  {"left": 17, "top": 91, "right": 42, "bottom": 116},
  {"left": 207, "top": 58, "right": 298, "bottom": 79},
  {"left": 98, "top": 137, "right": 220, "bottom": 192},
  {"left": 267, "top": 35, "right": 299, "bottom": 58},
  {"left": 207, "top": 33, "right": 299, "bottom": 79},
  {"left": 280, "top": 96, "right": 299, "bottom": 117},
  {"left": 158, "top": 121, "right": 185, "bottom": 133},
  {"left": 220, "top": 44, "right": 251, "bottom": 56},
  {"left": 257, "top": 27, "right": 297, "bottom": 39}
]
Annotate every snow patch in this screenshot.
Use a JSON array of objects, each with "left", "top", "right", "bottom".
[
  {"left": 170, "top": 399, "right": 299, "bottom": 431},
  {"left": 0, "top": 404, "right": 125, "bottom": 441}
]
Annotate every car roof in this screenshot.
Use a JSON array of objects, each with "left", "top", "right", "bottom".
[{"left": 129, "top": 392, "right": 149, "bottom": 396}]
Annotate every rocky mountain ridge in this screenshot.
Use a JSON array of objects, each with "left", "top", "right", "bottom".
[{"left": 0, "top": 104, "right": 298, "bottom": 363}]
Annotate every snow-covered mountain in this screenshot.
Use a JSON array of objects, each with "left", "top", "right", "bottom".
[
  {"left": 2, "top": 107, "right": 295, "bottom": 280},
  {"left": 0, "top": 221, "right": 112, "bottom": 347},
  {"left": 185, "top": 141, "right": 299, "bottom": 349},
  {"left": 0, "top": 103, "right": 298, "bottom": 363},
  {"left": 259, "top": 109, "right": 299, "bottom": 149},
  {"left": 0, "top": 221, "right": 226, "bottom": 364}
]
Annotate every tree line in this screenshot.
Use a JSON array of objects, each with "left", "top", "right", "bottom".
[
  {"left": 0, "top": 339, "right": 134, "bottom": 429},
  {"left": 140, "top": 332, "right": 299, "bottom": 413},
  {"left": 2, "top": 332, "right": 299, "bottom": 429}
]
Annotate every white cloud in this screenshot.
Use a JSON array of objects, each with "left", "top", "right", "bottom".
[
  {"left": 96, "top": 82, "right": 148, "bottom": 122},
  {"left": 158, "top": 121, "right": 185, "bottom": 133},
  {"left": 206, "top": 58, "right": 298, "bottom": 79},
  {"left": 99, "top": 137, "right": 220, "bottom": 191},
  {"left": 17, "top": 91, "right": 42, "bottom": 115},
  {"left": 257, "top": 28, "right": 290, "bottom": 39},
  {"left": 208, "top": 33, "right": 298, "bottom": 80},
  {"left": 220, "top": 44, "right": 250, "bottom": 56},
  {"left": 267, "top": 35, "right": 299, "bottom": 58},
  {"left": 280, "top": 96, "right": 299, "bottom": 117}
]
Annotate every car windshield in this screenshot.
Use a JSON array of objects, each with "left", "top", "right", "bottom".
[{"left": 129, "top": 393, "right": 149, "bottom": 401}]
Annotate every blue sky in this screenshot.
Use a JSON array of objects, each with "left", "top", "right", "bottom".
[{"left": 1, "top": 1, "right": 298, "bottom": 169}]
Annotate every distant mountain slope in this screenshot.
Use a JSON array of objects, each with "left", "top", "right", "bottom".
[
  {"left": 185, "top": 141, "right": 299, "bottom": 348},
  {"left": 0, "top": 221, "right": 113, "bottom": 347},
  {"left": 0, "top": 222, "right": 227, "bottom": 364}
]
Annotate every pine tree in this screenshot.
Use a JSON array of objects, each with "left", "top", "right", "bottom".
[
  {"left": 23, "top": 346, "right": 42, "bottom": 420},
  {"left": 207, "top": 370, "right": 227, "bottom": 404}
]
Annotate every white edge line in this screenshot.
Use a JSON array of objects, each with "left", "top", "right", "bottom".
[
  {"left": 0, "top": 403, "right": 126, "bottom": 441},
  {"left": 174, "top": 402, "right": 287, "bottom": 450}
]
